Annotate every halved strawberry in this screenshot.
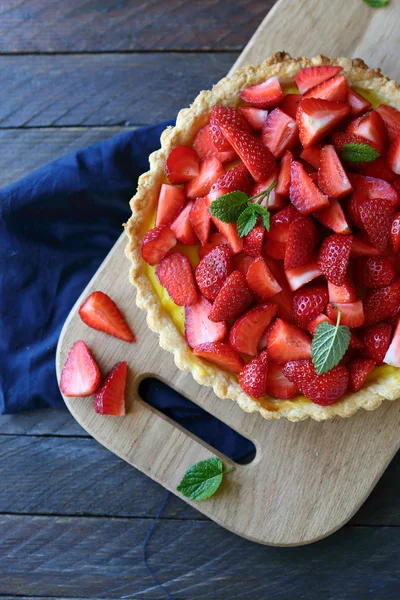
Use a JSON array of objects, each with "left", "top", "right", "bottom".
[
  {"left": 165, "top": 146, "right": 199, "bottom": 184},
  {"left": 359, "top": 196, "right": 394, "bottom": 252},
  {"left": 210, "top": 106, "right": 252, "bottom": 151},
  {"left": 195, "top": 244, "right": 231, "bottom": 301},
  {"left": 211, "top": 161, "right": 253, "bottom": 195},
  {"left": 356, "top": 158, "right": 396, "bottom": 182},
  {"left": 383, "top": 319, "right": 400, "bottom": 367},
  {"left": 94, "top": 362, "right": 127, "bottom": 416},
  {"left": 267, "top": 318, "right": 311, "bottom": 363},
  {"left": 304, "top": 75, "right": 348, "bottom": 102},
  {"left": 240, "top": 76, "right": 284, "bottom": 108},
  {"left": 363, "top": 323, "right": 392, "bottom": 364},
  {"left": 261, "top": 108, "right": 299, "bottom": 158},
  {"left": 269, "top": 205, "right": 298, "bottom": 242},
  {"left": 243, "top": 225, "right": 265, "bottom": 257},
  {"left": 363, "top": 280, "right": 400, "bottom": 325},
  {"left": 239, "top": 351, "right": 269, "bottom": 398},
  {"left": 240, "top": 106, "right": 269, "bottom": 131},
  {"left": 141, "top": 225, "right": 177, "bottom": 266},
  {"left": 326, "top": 300, "right": 365, "bottom": 328},
  {"left": 156, "top": 184, "right": 186, "bottom": 227},
  {"left": 276, "top": 150, "right": 293, "bottom": 196},
  {"left": 318, "top": 234, "right": 353, "bottom": 285},
  {"left": 328, "top": 276, "right": 357, "bottom": 303},
  {"left": 295, "top": 65, "right": 343, "bottom": 94},
  {"left": 285, "top": 259, "right": 322, "bottom": 291},
  {"left": 265, "top": 361, "right": 298, "bottom": 399},
  {"left": 246, "top": 256, "right": 282, "bottom": 299},
  {"left": 354, "top": 256, "right": 396, "bottom": 289},
  {"left": 348, "top": 174, "right": 399, "bottom": 208},
  {"left": 186, "top": 157, "right": 225, "bottom": 199},
  {"left": 170, "top": 200, "right": 198, "bottom": 245},
  {"left": 156, "top": 252, "right": 197, "bottom": 306},
  {"left": 387, "top": 136, "right": 400, "bottom": 175},
  {"left": 79, "top": 291, "right": 135, "bottom": 343},
  {"left": 347, "top": 111, "right": 387, "bottom": 155},
  {"left": 185, "top": 295, "right": 227, "bottom": 348},
  {"left": 296, "top": 98, "right": 350, "bottom": 148},
  {"left": 252, "top": 171, "right": 286, "bottom": 210},
  {"left": 231, "top": 254, "right": 255, "bottom": 277},
  {"left": 292, "top": 285, "right": 329, "bottom": 329},
  {"left": 376, "top": 104, "right": 400, "bottom": 143},
  {"left": 193, "top": 124, "right": 237, "bottom": 163},
  {"left": 348, "top": 358, "right": 376, "bottom": 393},
  {"left": 265, "top": 257, "right": 294, "bottom": 319},
  {"left": 318, "top": 144, "right": 353, "bottom": 198},
  {"left": 300, "top": 144, "right": 322, "bottom": 169},
  {"left": 391, "top": 213, "right": 400, "bottom": 253},
  {"left": 209, "top": 270, "right": 253, "bottom": 322},
  {"left": 347, "top": 188, "right": 367, "bottom": 229},
  {"left": 264, "top": 238, "right": 286, "bottom": 260},
  {"left": 230, "top": 303, "right": 278, "bottom": 355},
  {"left": 60, "top": 340, "right": 101, "bottom": 397},
  {"left": 351, "top": 233, "right": 381, "bottom": 257},
  {"left": 199, "top": 232, "right": 228, "bottom": 259},
  {"left": 283, "top": 360, "right": 348, "bottom": 405},
  {"left": 347, "top": 88, "right": 372, "bottom": 116},
  {"left": 314, "top": 199, "right": 351, "bottom": 234},
  {"left": 189, "top": 197, "right": 211, "bottom": 246},
  {"left": 280, "top": 93, "right": 302, "bottom": 119},
  {"left": 289, "top": 160, "right": 330, "bottom": 214},
  {"left": 284, "top": 215, "right": 318, "bottom": 269},
  {"left": 193, "top": 341, "right": 244, "bottom": 373}
]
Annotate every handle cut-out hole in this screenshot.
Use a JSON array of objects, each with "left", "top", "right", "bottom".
[{"left": 139, "top": 378, "right": 256, "bottom": 465}]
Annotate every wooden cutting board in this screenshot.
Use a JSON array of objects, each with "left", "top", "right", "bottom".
[{"left": 56, "top": 0, "right": 400, "bottom": 546}]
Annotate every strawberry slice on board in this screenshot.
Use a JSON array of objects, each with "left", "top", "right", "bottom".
[
  {"left": 363, "top": 323, "right": 392, "bottom": 364},
  {"left": 185, "top": 296, "right": 227, "bottom": 348},
  {"left": 265, "top": 361, "right": 298, "bottom": 399},
  {"left": 193, "top": 124, "right": 237, "bottom": 163},
  {"left": 318, "top": 144, "right": 353, "bottom": 198},
  {"left": 347, "top": 110, "right": 388, "bottom": 155},
  {"left": 186, "top": 156, "right": 225, "bottom": 199},
  {"left": 246, "top": 256, "right": 282, "bottom": 299},
  {"left": 239, "top": 351, "right": 269, "bottom": 398},
  {"left": 387, "top": 136, "right": 400, "bottom": 175},
  {"left": 94, "top": 362, "right": 127, "bottom": 416},
  {"left": 243, "top": 225, "right": 265, "bottom": 257},
  {"left": 240, "top": 76, "right": 284, "bottom": 109},
  {"left": 211, "top": 161, "right": 253, "bottom": 195},
  {"left": 209, "top": 270, "right": 253, "bottom": 322},
  {"left": 79, "top": 291, "right": 135, "bottom": 343},
  {"left": 141, "top": 225, "right": 177, "bottom": 266},
  {"left": 347, "top": 88, "right": 371, "bottom": 117},
  {"left": 328, "top": 276, "right": 357, "bottom": 303},
  {"left": 240, "top": 106, "right": 269, "bottom": 131},
  {"left": 267, "top": 318, "right": 312, "bottom": 363},
  {"left": 391, "top": 213, "right": 400, "bottom": 253},
  {"left": 195, "top": 244, "right": 231, "bottom": 301},
  {"left": 326, "top": 300, "right": 365, "bottom": 328},
  {"left": 318, "top": 234, "right": 353, "bottom": 285},
  {"left": 60, "top": 340, "right": 101, "bottom": 398},
  {"left": 189, "top": 197, "right": 211, "bottom": 246},
  {"left": 156, "top": 252, "right": 198, "bottom": 306},
  {"left": 283, "top": 360, "right": 349, "bottom": 406},
  {"left": 292, "top": 285, "right": 329, "bottom": 329},
  {"left": 276, "top": 150, "right": 293, "bottom": 196},
  {"left": 376, "top": 104, "right": 400, "bottom": 143},
  {"left": 383, "top": 319, "right": 400, "bottom": 367},
  {"left": 280, "top": 93, "right": 303, "bottom": 119},
  {"left": 354, "top": 256, "right": 396, "bottom": 289},
  {"left": 156, "top": 183, "right": 186, "bottom": 227},
  {"left": 261, "top": 108, "right": 299, "bottom": 158},
  {"left": 289, "top": 160, "right": 330, "bottom": 214},
  {"left": 193, "top": 342, "right": 244, "bottom": 373},
  {"left": 363, "top": 280, "right": 400, "bottom": 325},
  {"left": 170, "top": 200, "right": 199, "bottom": 246},
  {"left": 165, "top": 146, "right": 199, "bottom": 184},
  {"left": 314, "top": 199, "right": 351, "bottom": 234},
  {"left": 207, "top": 188, "right": 243, "bottom": 254},
  {"left": 284, "top": 215, "right": 318, "bottom": 270},
  {"left": 210, "top": 105, "right": 253, "bottom": 151},
  {"left": 229, "top": 303, "right": 278, "bottom": 356},
  {"left": 199, "top": 232, "right": 229, "bottom": 259},
  {"left": 348, "top": 359, "right": 376, "bottom": 393},
  {"left": 285, "top": 259, "right": 322, "bottom": 291},
  {"left": 359, "top": 196, "right": 394, "bottom": 252},
  {"left": 296, "top": 98, "right": 350, "bottom": 148},
  {"left": 300, "top": 144, "right": 323, "bottom": 170},
  {"left": 304, "top": 75, "right": 348, "bottom": 102},
  {"left": 295, "top": 65, "right": 343, "bottom": 95}
]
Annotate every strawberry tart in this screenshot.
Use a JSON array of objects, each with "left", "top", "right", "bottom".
[{"left": 125, "top": 52, "right": 400, "bottom": 421}]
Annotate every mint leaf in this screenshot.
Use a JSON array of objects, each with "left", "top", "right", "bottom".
[
  {"left": 209, "top": 191, "right": 249, "bottom": 223},
  {"left": 237, "top": 206, "right": 258, "bottom": 237},
  {"left": 341, "top": 142, "right": 380, "bottom": 163},
  {"left": 363, "top": 0, "right": 388, "bottom": 7},
  {"left": 252, "top": 204, "right": 270, "bottom": 231},
  {"left": 311, "top": 312, "right": 351, "bottom": 375},
  {"left": 177, "top": 457, "right": 234, "bottom": 501}
]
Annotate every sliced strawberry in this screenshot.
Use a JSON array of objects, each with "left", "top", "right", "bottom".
[
  {"left": 292, "top": 284, "right": 329, "bottom": 329},
  {"left": 246, "top": 256, "right": 282, "bottom": 299},
  {"left": 230, "top": 303, "right": 278, "bottom": 356},
  {"left": 231, "top": 253, "right": 255, "bottom": 276},
  {"left": 199, "top": 232, "right": 228, "bottom": 259},
  {"left": 264, "top": 238, "right": 286, "bottom": 260},
  {"left": 383, "top": 319, "right": 400, "bottom": 367},
  {"left": 387, "top": 136, "right": 400, "bottom": 175},
  {"left": 296, "top": 98, "right": 350, "bottom": 148},
  {"left": 141, "top": 225, "right": 177, "bottom": 266},
  {"left": 391, "top": 213, "right": 400, "bottom": 253},
  {"left": 285, "top": 259, "right": 322, "bottom": 291},
  {"left": 359, "top": 196, "right": 394, "bottom": 252},
  {"left": 195, "top": 244, "right": 231, "bottom": 301},
  {"left": 356, "top": 158, "right": 396, "bottom": 182},
  {"left": 269, "top": 204, "right": 298, "bottom": 242},
  {"left": 363, "top": 323, "right": 392, "bottom": 364},
  {"left": 318, "top": 144, "right": 352, "bottom": 198},
  {"left": 94, "top": 362, "right": 127, "bottom": 416},
  {"left": 79, "top": 291, "right": 135, "bottom": 343},
  {"left": 193, "top": 341, "right": 244, "bottom": 373},
  {"left": 314, "top": 199, "right": 351, "bottom": 234},
  {"left": 347, "top": 188, "right": 367, "bottom": 229},
  {"left": 239, "top": 351, "right": 269, "bottom": 398},
  {"left": 156, "top": 252, "right": 197, "bottom": 306},
  {"left": 210, "top": 105, "right": 252, "bottom": 151},
  {"left": 193, "top": 124, "right": 237, "bottom": 163},
  {"left": 276, "top": 150, "right": 293, "bottom": 196},
  {"left": 348, "top": 358, "right": 376, "bottom": 393},
  {"left": 186, "top": 157, "right": 225, "bottom": 199},
  {"left": 318, "top": 234, "right": 353, "bottom": 285},
  {"left": 240, "top": 106, "right": 269, "bottom": 131},
  {"left": 165, "top": 146, "right": 199, "bottom": 184},
  {"left": 267, "top": 318, "right": 311, "bottom": 363},
  {"left": 376, "top": 104, "right": 400, "bottom": 143},
  {"left": 185, "top": 295, "right": 227, "bottom": 348},
  {"left": 351, "top": 233, "right": 381, "bottom": 257},
  {"left": 265, "top": 361, "right": 298, "bottom": 399},
  {"left": 211, "top": 161, "right": 253, "bottom": 195},
  {"left": 326, "top": 300, "right": 365, "bottom": 328},
  {"left": 295, "top": 65, "right": 343, "bottom": 94},
  {"left": 333, "top": 131, "right": 380, "bottom": 155},
  {"left": 252, "top": 171, "right": 286, "bottom": 210},
  {"left": 290, "top": 160, "right": 329, "bottom": 214},
  {"left": 347, "top": 88, "right": 372, "bottom": 116},
  {"left": 348, "top": 174, "right": 399, "bottom": 209},
  {"left": 243, "top": 225, "right": 265, "bottom": 257},
  {"left": 207, "top": 188, "right": 243, "bottom": 253},
  {"left": 156, "top": 183, "right": 186, "bottom": 228},
  {"left": 307, "top": 314, "right": 333, "bottom": 335},
  {"left": 328, "top": 276, "right": 357, "bottom": 303},
  {"left": 300, "top": 144, "right": 322, "bottom": 169},
  {"left": 280, "top": 93, "right": 302, "bottom": 119},
  {"left": 189, "top": 197, "right": 211, "bottom": 246},
  {"left": 284, "top": 215, "right": 318, "bottom": 269},
  {"left": 363, "top": 280, "right": 400, "bottom": 325},
  {"left": 261, "top": 108, "right": 299, "bottom": 158},
  {"left": 283, "top": 360, "right": 348, "bottom": 405},
  {"left": 347, "top": 111, "right": 387, "bottom": 155},
  {"left": 354, "top": 256, "right": 396, "bottom": 289},
  {"left": 264, "top": 257, "right": 294, "bottom": 319},
  {"left": 209, "top": 270, "right": 253, "bottom": 322},
  {"left": 304, "top": 75, "right": 348, "bottom": 102},
  {"left": 240, "top": 76, "right": 283, "bottom": 109},
  {"left": 60, "top": 340, "right": 101, "bottom": 397},
  {"left": 170, "top": 200, "right": 198, "bottom": 245}
]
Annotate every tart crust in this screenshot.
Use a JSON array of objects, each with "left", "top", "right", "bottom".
[{"left": 125, "top": 52, "right": 400, "bottom": 422}]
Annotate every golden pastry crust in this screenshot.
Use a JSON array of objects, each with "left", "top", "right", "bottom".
[{"left": 125, "top": 52, "right": 400, "bottom": 422}]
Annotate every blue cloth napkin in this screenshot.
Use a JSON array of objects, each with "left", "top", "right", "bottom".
[{"left": 0, "top": 121, "right": 254, "bottom": 462}]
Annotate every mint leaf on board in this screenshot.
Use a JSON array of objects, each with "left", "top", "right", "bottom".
[
  {"left": 208, "top": 191, "right": 249, "bottom": 223},
  {"left": 311, "top": 311, "right": 351, "bottom": 375},
  {"left": 237, "top": 206, "right": 258, "bottom": 237},
  {"left": 341, "top": 142, "right": 380, "bottom": 163},
  {"left": 363, "top": 0, "right": 388, "bottom": 7},
  {"left": 177, "top": 457, "right": 234, "bottom": 501}
]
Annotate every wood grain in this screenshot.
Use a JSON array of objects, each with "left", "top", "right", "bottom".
[{"left": 0, "top": 410, "right": 86, "bottom": 436}]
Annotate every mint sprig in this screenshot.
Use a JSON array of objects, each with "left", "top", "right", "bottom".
[
  {"left": 363, "top": 0, "right": 388, "bottom": 7},
  {"left": 209, "top": 180, "right": 276, "bottom": 238},
  {"left": 177, "top": 457, "right": 235, "bottom": 501},
  {"left": 311, "top": 310, "right": 351, "bottom": 375},
  {"left": 341, "top": 142, "right": 380, "bottom": 163}
]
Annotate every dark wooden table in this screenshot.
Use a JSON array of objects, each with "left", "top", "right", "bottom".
[{"left": 0, "top": 1, "right": 399, "bottom": 598}]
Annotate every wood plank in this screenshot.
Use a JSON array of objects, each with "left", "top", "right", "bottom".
[
  {"left": 0, "top": 0, "right": 272, "bottom": 52},
  {"left": 0, "top": 410, "right": 87, "bottom": 436},
  {"left": 0, "top": 53, "right": 236, "bottom": 128},
  {"left": 0, "top": 515, "right": 399, "bottom": 598}
]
